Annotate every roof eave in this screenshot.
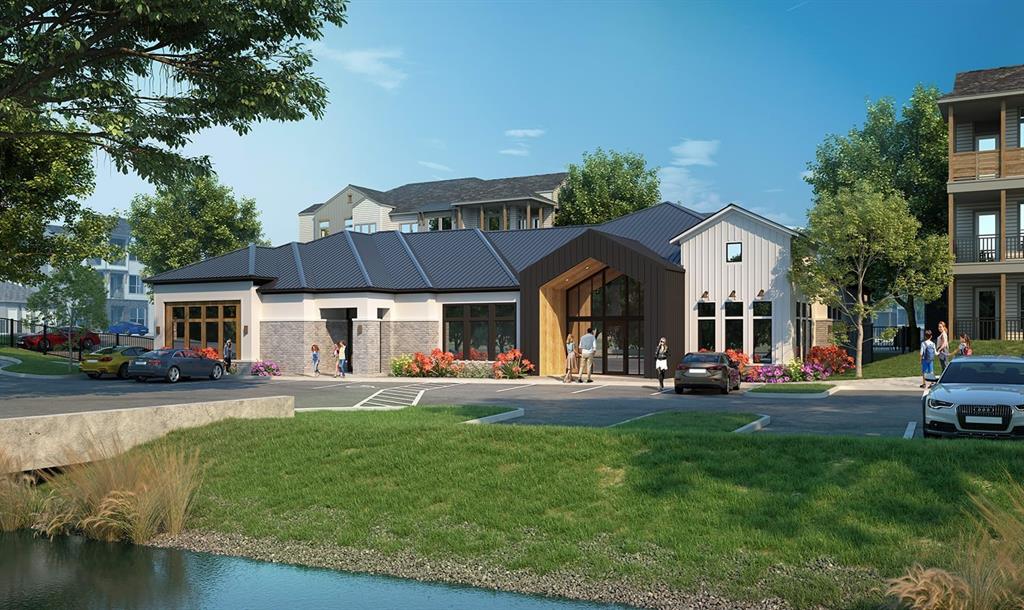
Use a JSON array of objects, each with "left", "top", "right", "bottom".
[{"left": 938, "top": 88, "right": 1024, "bottom": 105}]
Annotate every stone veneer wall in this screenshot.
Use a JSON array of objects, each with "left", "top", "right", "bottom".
[
  {"left": 380, "top": 321, "right": 441, "bottom": 372},
  {"left": 260, "top": 320, "right": 348, "bottom": 375}
]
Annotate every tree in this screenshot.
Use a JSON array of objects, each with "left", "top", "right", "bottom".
[
  {"left": 805, "top": 85, "right": 948, "bottom": 333},
  {"left": 127, "top": 175, "right": 266, "bottom": 276},
  {"left": 555, "top": 148, "right": 661, "bottom": 226},
  {"left": 0, "top": 112, "right": 117, "bottom": 284},
  {"left": 791, "top": 183, "right": 951, "bottom": 378},
  {"left": 26, "top": 263, "right": 108, "bottom": 331},
  {"left": 0, "top": 1, "right": 347, "bottom": 183}
]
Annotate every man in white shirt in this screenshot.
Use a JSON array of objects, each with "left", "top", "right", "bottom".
[{"left": 578, "top": 328, "right": 596, "bottom": 383}]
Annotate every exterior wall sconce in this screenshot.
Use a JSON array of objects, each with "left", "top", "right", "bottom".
[
  {"left": 243, "top": 325, "right": 249, "bottom": 336},
  {"left": 155, "top": 325, "right": 160, "bottom": 336},
  {"left": 728, "top": 290, "right": 736, "bottom": 299},
  {"left": 700, "top": 291, "right": 709, "bottom": 300},
  {"left": 756, "top": 289, "right": 765, "bottom": 299}
]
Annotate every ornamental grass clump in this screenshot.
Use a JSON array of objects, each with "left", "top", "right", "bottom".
[
  {"left": 0, "top": 450, "right": 40, "bottom": 532},
  {"left": 38, "top": 442, "right": 203, "bottom": 544},
  {"left": 887, "top": 475, "right": 1024, "bottom": 610}
]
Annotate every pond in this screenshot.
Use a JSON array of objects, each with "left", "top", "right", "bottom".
[{"left": 0, "top": 531, "right": 633, "bottom": 610}]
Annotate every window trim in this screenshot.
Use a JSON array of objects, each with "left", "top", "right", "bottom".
[
  {"left": 976, "top": 133, "right": 998, "bottom": 152},
  {"left": 400, "top": 222, "right": 419, "bottom": 233},
  {"left": 726, "top": 242, "right": 742, "bottom": 263},
  {"left": 696, "top": 301, "right": 716, "bottom": 352}
]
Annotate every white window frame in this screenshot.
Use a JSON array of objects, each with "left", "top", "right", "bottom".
[
  {"left": 400, "top": 222, "right": 419, "bottom": 233},
  {"left": 128, "top": 275, "right": 143, "bottom": 294},
  {"left": 354, "top": 223, "right": 376, "bottom": 234},
  {"left": 976, "top": 134, "right": 998, "bottom": 152},
  {"left": 726, "top": 242, "right": 742, "bottom": 263},
  {"left": 318, "top": 220, "right": 330, "bottom": 238}
]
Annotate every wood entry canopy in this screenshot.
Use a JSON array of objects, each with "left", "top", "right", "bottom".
[{"left": 518, "top": 229, "right": 685, "bottom": 378}]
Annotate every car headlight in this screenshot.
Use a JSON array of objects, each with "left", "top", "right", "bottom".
[{"left": 927, "top": 398, "right": 954, "bottom": 410}]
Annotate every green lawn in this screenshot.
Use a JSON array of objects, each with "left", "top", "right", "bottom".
[
  {"left": 0, "top": 347, "right": 78, "bottom": 375},
  {"left": 150, "top": 405, "right": 1024, "bottom": 609},
  {"left": 614, "top": 410, "right": 758, "bottom": 433},
  {"left": 749, "top": 383, "right": 834, "bottom": 394},
  {"left": 833, "top": 339, "right": 1024, "bottom": 379}
]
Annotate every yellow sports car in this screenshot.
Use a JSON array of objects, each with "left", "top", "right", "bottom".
[{"left": 80, "top": 346, "right": 151, "bottom": 379}]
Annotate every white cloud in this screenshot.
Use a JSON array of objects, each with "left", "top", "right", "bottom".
[
  {"left": 499, "top": 145, "right": 530, "bottom": 157},
  {"left": 667, "top": 139, "right": 720, "bottom": 167},
  {"left": 417, "top": 160, "right": 452, "bottom": 172},
  {"left": 316, "top": 45, "right": 407, "bottom": 90},
  {"left": 504, "top": 128, "right": 545, "bottom": 138},
  {"left": 800, "top": 170, "right": 814, "bottom": 181}
]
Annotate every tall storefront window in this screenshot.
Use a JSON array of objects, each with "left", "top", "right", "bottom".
[
  {"left": 443, "top": 303, "right": 516, "bottom": 360},
  {"left": 565, "top": 268, "right": 644, "bottom": 375},
  {"left": 168, "top": 301, "right": 240, "bottom": 357},
  {"left": 752, "top": 301, "right": 773, "bottom": 363},
  {"left": 697, "top": 301, "right": 715, "bottom": 352},
  {"left": 724, "top": 301, "right": 743, "bottom": 351}
]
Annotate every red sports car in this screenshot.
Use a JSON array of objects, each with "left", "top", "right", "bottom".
[{"left": 17, "top": 327, "right": 101, "bottom": 351}]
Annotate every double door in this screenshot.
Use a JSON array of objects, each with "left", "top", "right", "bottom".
[{"left": 568, "top": 319, "right": 644, "bottom": 375}]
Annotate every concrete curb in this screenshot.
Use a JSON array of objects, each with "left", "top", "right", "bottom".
[
  {"left": 0, "top": 355, "right": 78, "bottom": 379},
  {"left": 744, "top": 385, "right": 840, "bottom": 399},
  {"left": 462, "top": 408, "right": 525, "bottom": 425},
  {"left": 833, "top": 384, "right": 925, "bottom": 395},
  {"left": 733, "top": 414, "right": 771, "bottom": 433}
]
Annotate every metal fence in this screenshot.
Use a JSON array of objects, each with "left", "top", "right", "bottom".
[
  {"left": 953, "top": 318, "right": 1024, "bottom": 342},
  {"left": 871, "top": 325, "right": 922, "bottom": 353},
  {"left": 1, "top": 318, "right": 154, "bottom": 361}
]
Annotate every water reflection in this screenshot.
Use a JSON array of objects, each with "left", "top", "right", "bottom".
[{"left": 1, "top": 532, "right": 631, "bottom": 610}]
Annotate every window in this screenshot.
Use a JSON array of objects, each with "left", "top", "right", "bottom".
[
  {"left": 354, "top": 223, "right": 376, "bottom": 234},
  {"left": 697, "top": 302, "right": 715, "bottom": 352},
  {"left": 724, "top": 301, "right": 743, "bottom": 351},
  {"left": 1020, "top": 112, "right": 1024, "bottom": 147},
  {"left": 344, "top": 219, "right": 354, "bottom": 231},
  {"left": 726, "top": 242, "right": 742, "bottom": 263},
  {"left": 168, "top": 301, "right": 240, "bottom": 354},
  {"left": 110, "top": 305, "right": 124, "bottom": 323},
  {"left": 532, "top": 216, "right": 541, "bottom": 229},
  {"left": 976, "top": 135, "right": 998, "bottom": 151},
  {"left": 109, "top": 272, "right": 125, "bottom": 299},
  {"left": 486, "top": 213, "right": 501, "bottom": 231},
  {"left": 318, "top": 221, "right": 330, "bottom": 238},
  {"left": 128, "top": 306, "right": 146, "bottom": 326},
  {"left": 443, "top": 303, "right": 517, "bottom": 360},
  {"left": 128, "top": 275, "right": 143, "bottom": 294},
  {"left": 427, "top": 216, "right": 452, "bottom": 231},
  {"left": 400, "top": 222, "right": 419, "bottom": 233},
  {"left": 109, "top": 237, "right": 127, "bottom": 266},
  {"left": 752, "top": 301, "right": 772, "bottom": 363}
]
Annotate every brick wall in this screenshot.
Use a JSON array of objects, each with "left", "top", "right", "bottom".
[
  {"left": 260, "top": 320, "right": 348, "bottom": 375},
  {"left": 351, "top": 319, "right": 381, "bottom": 375},
  {"left": 380, "top": 320, "right": 440, "bottom": 372}
]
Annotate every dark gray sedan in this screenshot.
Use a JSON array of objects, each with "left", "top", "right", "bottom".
[{"left": 127, "top": 348, "right": 224, "bottom": 383}]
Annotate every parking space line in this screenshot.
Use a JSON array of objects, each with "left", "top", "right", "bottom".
[
  {"left": 351, "top": 389, "right": 386, "bottom": 409},
  {"left": 312, "top": 382, "right": 349, "bottom": 390},
  {"left": 411, "top": 390, "right": 425, "bottom": 406},
  {"left": 570, "top": 384, "right": 608, "bottom": 394},
  {"left": 496, "top": 384, "right": 535, "bottom": 393},
  {"left": 903, "top": 421, "right": 917, "bottom": 439},
  {"left": 606, "top": 411, "right": 662, "bottom": 428},
  {"left": 649, "top": 388, "right": 672, "bottom": 395}
]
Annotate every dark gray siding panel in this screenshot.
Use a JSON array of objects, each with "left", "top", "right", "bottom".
[{"left": 955, "top": 121, "right": 974, "bottom": 153}]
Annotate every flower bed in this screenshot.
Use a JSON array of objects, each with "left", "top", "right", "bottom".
[
  {"left": 251, "top": 360, "right": 281, "bottom": 376},
  {"left": 741, "top": 346, "right": 853, "bottom": 383},
  {"left": 390, "top": 348, "right": 534, "bottom": 379},
  {"left": 492, "top": 349, "right": 534, "bottom": 380}
]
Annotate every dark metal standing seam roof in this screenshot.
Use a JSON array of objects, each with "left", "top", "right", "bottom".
[{"left": 147, "top": 202, "right": 708, "bottom": 292}]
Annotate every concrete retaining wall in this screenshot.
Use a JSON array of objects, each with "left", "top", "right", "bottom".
[{"left": 0, "top": 396, "right": 294, "bottom": 471}]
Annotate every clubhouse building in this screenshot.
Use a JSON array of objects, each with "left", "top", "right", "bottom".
[{"left": 147, "top": 199, "right": 823, "bottom": 378}]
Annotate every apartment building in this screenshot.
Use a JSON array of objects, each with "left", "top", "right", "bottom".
[
  {"left": 940, "top": 64, "right": 1024, "bottom": 341},
  {"left": 297, "top": 173, "right": 566, "bottom": 241}
]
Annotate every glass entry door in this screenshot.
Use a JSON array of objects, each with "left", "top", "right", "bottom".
[{"left": 565, "top": 267, "right": 644, "bottom": 375}]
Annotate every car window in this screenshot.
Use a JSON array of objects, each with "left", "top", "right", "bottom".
[
  {"left": 683, "top": 353, "right": 720, "bottom": 364},
  {"left": 942, "top": 361, "right": 1024, "bottom": 384},
  {"left": 94, "top": 347, "right": 116, "bottom": 355}
]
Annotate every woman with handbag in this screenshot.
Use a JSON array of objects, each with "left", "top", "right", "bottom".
[{"left": 655, "top": 337, "right": 670, "bottom": 390}]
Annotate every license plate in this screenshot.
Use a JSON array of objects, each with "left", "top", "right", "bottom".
[
  {"left": 965, "top": 415, "right": 1003, "bottom": 425},
  {"left": 86, "top": 359, "right": 97, "bottom": 363},
  {"left": 689, "top": 368, "right": 706, "bottom": 374},
  {"left": 135, "top": 360, "right": 146, "bottom": 366}
]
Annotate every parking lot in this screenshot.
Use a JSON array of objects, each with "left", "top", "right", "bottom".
[{"left": 0, "top": 371, "right": 925, "bottom": 437}]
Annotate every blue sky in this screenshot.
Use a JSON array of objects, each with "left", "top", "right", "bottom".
[{"left": 84, "top": 0, "right": 1024, "bottom": 245}]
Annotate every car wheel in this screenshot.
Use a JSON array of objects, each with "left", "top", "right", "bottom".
[
  {"left": 210, "top": 364, "right": 223, "bottom": 380},
  {"left": 674, "top": 385, "right": 685, "bottom": 394},
  {"left": 117, "top": 363, "right": 128, "bottom": 379},
  {"left": 167, "top": 366, "right": 180, "bottom": 383},
  {"left": 86, "top": 372, "right": 101, "bottom": 379}
]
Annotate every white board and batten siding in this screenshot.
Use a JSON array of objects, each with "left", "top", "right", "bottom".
[{"left": 677, "top": 208, "right": 796, "bottom": 364}]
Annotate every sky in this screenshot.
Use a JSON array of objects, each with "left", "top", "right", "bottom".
[{"left": 83, "top": 0, "right": 1024, "bottom": 245}]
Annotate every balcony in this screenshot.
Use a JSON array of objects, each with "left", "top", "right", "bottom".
[
  {"left": 953, "top": 235, "right": 1024, "bottom": 263},
  {"left": 954, "top": 318, "right": 1024, "bottom": 341},
  {"left": 950, "top": 151, "right": 1000, "bottom": 181}
]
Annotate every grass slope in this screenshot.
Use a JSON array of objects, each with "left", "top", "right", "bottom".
[
  {"left": 833, "top": 339, "right": 1024, "bottom": 380},
  {"left": 153, "top": 406, "right": 1024, "bottom": 609},
  {"left": 749, "top": 383, "right": 834, "bottom": 394},
  {"left": 614, "top": 411, "right": 758, "bottom": 433},
  {"left": 0, "top": 347, "right": 77, "bottom": 375}
]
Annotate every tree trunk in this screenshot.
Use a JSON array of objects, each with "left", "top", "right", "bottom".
[
  {"left": 855, "top": 313, "right": 864, "bottom": 379},
  {"left": 900, "top": 294, "right": 919, "bottom": 351}
]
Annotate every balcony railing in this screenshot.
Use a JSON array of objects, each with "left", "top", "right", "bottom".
[
  {"left": 950, "top": 147, "right": 1024, "bottom": 182},
  {"left": 954, "top": 235, "right": 999, "bottom": 263},
  {"left": 954, "top": 318, "right": 1024, "bottom": 342}
]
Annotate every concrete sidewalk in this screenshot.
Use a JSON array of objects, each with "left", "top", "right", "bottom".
[{"left": 263, "top": 373, "right": 659, "bottom": 388}]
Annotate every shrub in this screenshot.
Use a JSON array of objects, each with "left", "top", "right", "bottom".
[
  {"left": 0, "top": 450, "right": 39, "bottom": 532},
  {"left": 390, "top": 354, "right": 413, "bottom": 377},
  {"left": 392, "top": 349, "right": 463, "bottom": 377},
  {"left": 492, "top": 348, "right": 534, "bottom": 379},
  {"left": 806, "top": 345, "right": 854, "bottom": 376},
  {"left": 250, "top": 360, "right": 281, "bottom": 376}
]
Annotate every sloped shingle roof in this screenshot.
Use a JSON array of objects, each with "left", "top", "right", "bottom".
[{"left": 944, "top": 64, "right": 1024, "bottom": 99}]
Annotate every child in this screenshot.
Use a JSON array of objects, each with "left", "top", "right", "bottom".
[
  {"left": 311, "top": 344, "right": 321, "bottom": 377},
  {"left": 337, "top": 340, "right": 347, "bottom": 378},
  {"left": 920, "top": 329, "right": 936, "bottom": 388},
  {"left": 957, "top": 333, "right": 973, "bottom": 357}
]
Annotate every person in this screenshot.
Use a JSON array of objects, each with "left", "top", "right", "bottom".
[
  {"left": 936, "top": 321, "right": 949, "bottom": 371},
  {"left": 578, "top": 327, "right": 596, "bottom": 383},
  {"left": 920, "top": 329, "right": 936, "bottom": 388},
  {"left": 311, "top": 343, "right": 321, "bottom": 377},
  {"left": 957, "top": 333, "right": 973, "bottom": 357},
  {"left": 337, "top": 340, "right": 348, "bottom": 378},
  {"left": 655, "top": 337, "right": 670, "bottom": 390},
  {"left": 222, "top": 338, "right": 234, "bottom": 373},
  {"left": 563, "top": 333, "right": 577, "bottom": 383}
]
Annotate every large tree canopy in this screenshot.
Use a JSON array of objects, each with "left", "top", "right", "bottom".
[
  {"left": 0, "top": 0, "right": 348, "bottom": 182},
  {"left": 26, "top": 262, "right": 108, "bottom": 330},
  {"left": 127, "top": 175, "right": 266, "bottom": 276},
  {"left": 555, "top": 148, "right": 661, "bottom": 226}
]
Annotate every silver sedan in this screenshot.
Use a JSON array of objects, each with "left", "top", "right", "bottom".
[{"left": 922, "top": 356, "right": 1024, "bottom": 438}]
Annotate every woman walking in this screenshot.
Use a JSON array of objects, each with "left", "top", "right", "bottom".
[
  {"left": 655, "top": 337, "right": 670, "bottom": 390},
  {"left": 336, "top": 340, "right": 348, "bottom": 378},
  {"left": 936, "top": 321, "right": 949, "bottom": 371},
  {"left": 223, "top": 338, "right": 234, "bottom": 374},
  {"left": 563, "top": 333, "right": 577, "bottom": 383},
  {"left": 311, "top": 343, "right": 321, "bottom": 377}
]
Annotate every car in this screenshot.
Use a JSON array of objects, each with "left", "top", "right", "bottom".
[
  {"left": 127, "top": 348, "right": 224, "bottom": 383},
  {"left": 17, "top": 326, "right": 101, "bottom": 352},
  {"left": 922, "top": 356, "right": 1024, "bottom": 439},
  {"left": 674, "top": 352, "right": 741, "bottom": 394},
  {"left": 79, "top": 346, "right": 151, "bottom": 379},
  {"left": 107, "top": 321, "right": 149, "bottom": 336}
]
